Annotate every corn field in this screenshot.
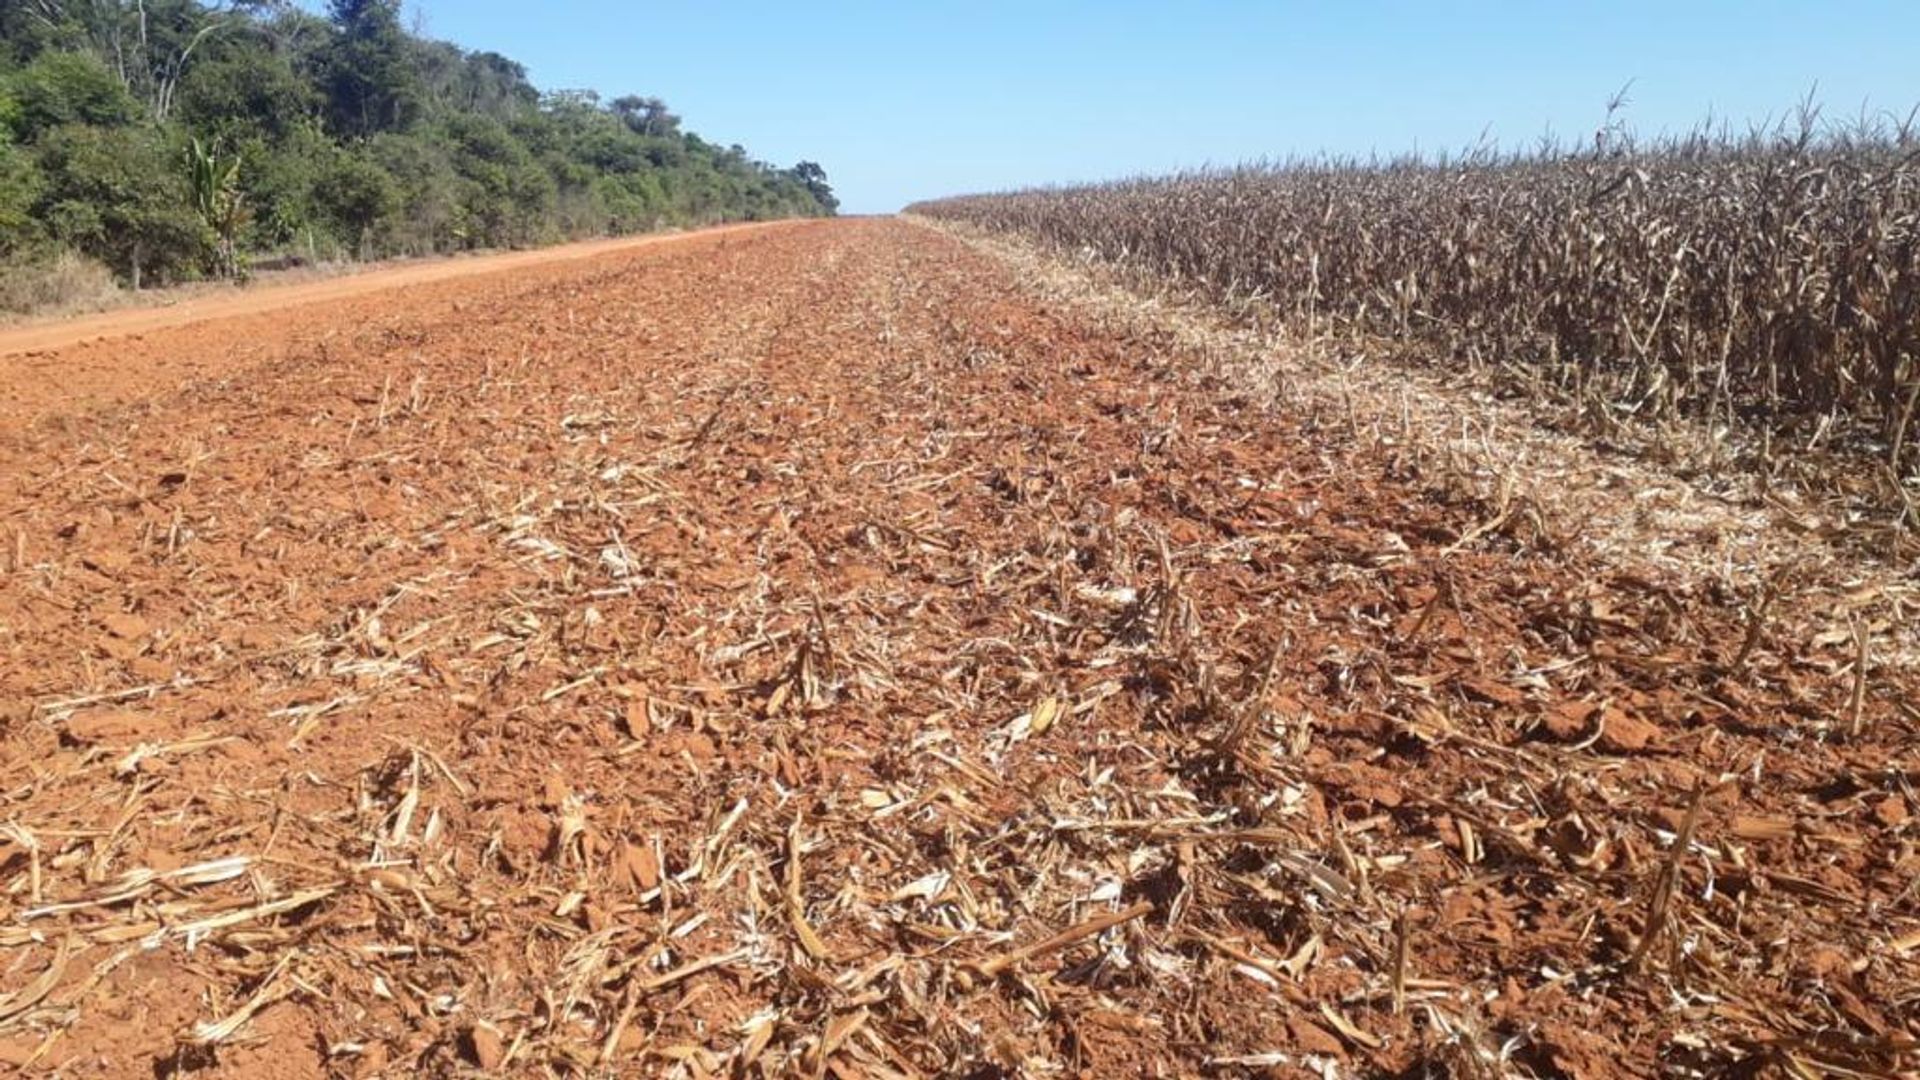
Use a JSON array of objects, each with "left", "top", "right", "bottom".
[{"left": 910, "top": 120, "right": 1920, "bottom": 484}]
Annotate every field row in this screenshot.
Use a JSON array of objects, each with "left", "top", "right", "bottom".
[{"left": 911, "top": 129, "right": 1920, "bottom": 518}]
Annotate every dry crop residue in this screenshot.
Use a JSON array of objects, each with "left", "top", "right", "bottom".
[{"left": 1, "top": 219, "right": 1915, "bottom": 1078}]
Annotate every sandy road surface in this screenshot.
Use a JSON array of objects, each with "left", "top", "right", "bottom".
[{"left": 1, "top": 219, "right": 1915, "bottom": 1077}]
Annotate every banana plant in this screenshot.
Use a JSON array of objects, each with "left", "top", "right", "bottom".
[{"left": 188, "top": 137, "right": 247, "bottom": 280}]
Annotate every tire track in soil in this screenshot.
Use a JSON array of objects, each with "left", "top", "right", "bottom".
[{"left": 1, "top": 219, "right": 1915, "bottom": 1078}]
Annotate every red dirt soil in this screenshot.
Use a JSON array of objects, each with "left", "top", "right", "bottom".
[
  {"left": 1, "top": 218, "right": 1915, "bottom": 1078},
  {"left": 0, "top": 222, "right": 800, "bottom": 424}
]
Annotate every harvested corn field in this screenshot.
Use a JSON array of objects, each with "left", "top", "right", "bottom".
[{"left": 2, "top": 219, "right": 1917, "bottom": 1078}]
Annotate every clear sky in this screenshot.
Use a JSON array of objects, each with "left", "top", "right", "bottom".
[{"left": 403, "top": 1, "right": 1920, "bottom": 214}]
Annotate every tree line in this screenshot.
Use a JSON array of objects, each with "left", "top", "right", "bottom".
[{"left": 0, "top": 0, "right": 837, "bottom": 294}]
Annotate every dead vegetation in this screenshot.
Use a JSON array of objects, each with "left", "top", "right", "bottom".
[
  {"left": 907, "top": 108, "right": 1920, "bottom": 534},
  {"left": 0, "top": 251, "right": 120, "bottom": 320},
  {"left": 1, "top": 220, "right": 1917, "bottom": 1078},
  {"left": 922, "top": 215, "right": 1920, "bottom": 677}
]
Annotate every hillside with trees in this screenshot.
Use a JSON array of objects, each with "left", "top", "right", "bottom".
[{"left": 0, "top": 0, "right": 837, "bottom": 304}]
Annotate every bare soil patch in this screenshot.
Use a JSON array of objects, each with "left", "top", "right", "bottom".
[{"left": 1, "top": 219, "right": 1914, "bottom": 1078}]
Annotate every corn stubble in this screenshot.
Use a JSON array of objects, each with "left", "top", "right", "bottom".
[
  {"left": 5, "top": 219, "right": 1919, "bottom": 1079},
  {"left": 911, "top": 114, "right": 1920, "bottom": 507}
]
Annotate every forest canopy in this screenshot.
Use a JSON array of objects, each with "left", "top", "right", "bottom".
[{"left": 0, "top": 0, "right": 837, "bottom": 292}]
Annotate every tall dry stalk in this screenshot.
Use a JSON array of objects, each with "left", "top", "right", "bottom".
[{"left": 910, "top": 110, "right": 1920, "bottom": 485}]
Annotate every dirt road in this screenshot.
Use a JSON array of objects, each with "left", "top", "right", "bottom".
[
  {"left": 1, "top": 219, "right": 1914, "bottom": 1077},
  {"left": 0, "top": 222, "right": 800, "bottom": 425}
]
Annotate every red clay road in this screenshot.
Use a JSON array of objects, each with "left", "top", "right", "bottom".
[
  {"left": 0, "top": 222, "right": 792, "bottom": 359},
  {"left": 0, "top": 220, "right": 805, "bottom": 427}
]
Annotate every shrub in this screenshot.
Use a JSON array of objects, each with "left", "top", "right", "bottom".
[
  {"left": 312, "top": 147, "right": 400, "bottom": 258},
  {"left": 0, "top": 139, "right": 43, "bottom": 254},
  {"left": 34, "top": 123, "right": 208, "bottom": 287}
]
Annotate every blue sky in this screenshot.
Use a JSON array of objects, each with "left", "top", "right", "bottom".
[{"left": 405, "top": 1, "right": 1920, "bottom": 214}]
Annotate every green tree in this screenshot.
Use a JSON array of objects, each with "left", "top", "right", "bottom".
[
  {"left": 366, "top": 131, "right": 460, "bottom": 253},
  {"left": 0, "top": 0, "right": 833, "bottom": 302},
  {"left": 5, "top": 51, "right": 139, "bottom": 141},
  {"left": 7, "top": 0, "right": 236, "bottom": 121},
  {"left": 175, "top": 45, "right": 318, "bottom": 144},
  {"left": 35, "top": 124, "right": 206, "bottom": 286},
  {"left": 231, "top": 123, "right": 334, "bottom": 252},
  {"left": 791, "top": 161, "right": 837, "bottom": 213},
  {"left": 312, "top": 147, "right": 399, "bottom": 256},
  {"left": 417, "top": 44, "right": 537, "bottom": 119},
  {"left": 0, "top": 81, "right": 20, "bottom": 139},
  {"left": 437, "top": 112, "right": 554, "bottom": 247},
  {"left": 610, "top": 95, "right": 678, "bottom": 138},
  {"left": 0, "top": 141, "right": 45, "bottom": 255},
  {"left": 320, "top": 0, "right": 421, "bottom": 137}
]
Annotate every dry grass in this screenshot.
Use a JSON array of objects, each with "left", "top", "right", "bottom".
[{"left": 0, "top": 251, "right": 121, "bottom": 318}]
